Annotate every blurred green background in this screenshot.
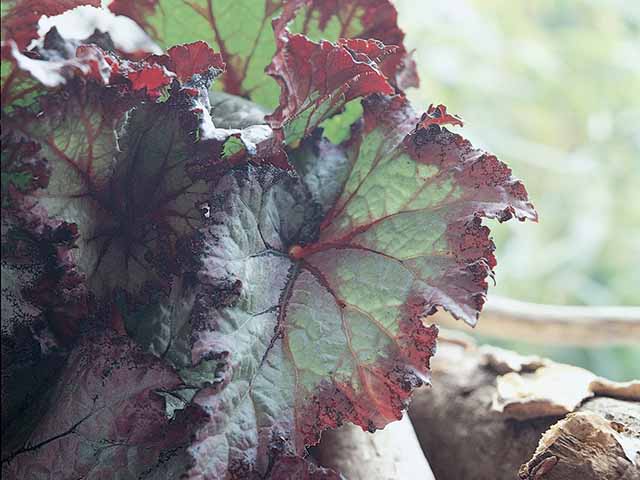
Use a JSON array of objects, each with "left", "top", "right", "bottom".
[{"left": 395, "top": 0, "right": 639, "bottom": 380}]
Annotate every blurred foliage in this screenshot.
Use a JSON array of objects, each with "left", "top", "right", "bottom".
[{"left": 395, "top": 0, "right": 639, "bottom": 379}]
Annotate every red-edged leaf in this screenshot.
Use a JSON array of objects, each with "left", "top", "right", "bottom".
[
  {"left": 280, "top": 0, "right": 419, "bottom": 90},
  {"left": 4, "top": 84, "right": 209, "bottom": 300},
  {"left": 153, "top": 41, "right": 227, "bottom": 84},
  {"left": 266, "top": 32, "right": 395, "bottom": 147},
  {"left": 108, "top": 0, "right": 417, "bottom": 108},
  {"left": 127, "top": 94, "right": 534, "bottom": 477},
  {"left": 2, "top": 37, "right": 230, "bottom": 308},
  {"left": 300, "top": 94, "right": 537, "bottom": 324},
  {"left": 147, "top": 162, "right": 437, "bottom": 478}
]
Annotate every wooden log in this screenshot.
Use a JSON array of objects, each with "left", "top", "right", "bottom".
[
  {"left": 408, "top": 335, "right": 640, "bottom": 479},
  {"left": 519, "top": 398, "right": 640, "bottom": 479},
  {"left": 432, "top": 295, "right": 640, "bottom": 345},
  {"left": 314, "top": 414, "right": 435, "bottom": 480}
]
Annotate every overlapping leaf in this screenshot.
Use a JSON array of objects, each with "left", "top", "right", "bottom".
[
  {"left": 303, "top": 96, "right": 537, "bottom": 324},
  {"left": 2, "top": 93, "right": 535, "bottom": 480},
  {"left": 282, "top": 0, "right": 419, "bottom": 90},
  {"left": 0, "top": 34, "right": 232, "bottom": 472},
  {"left": 266, "top": 34, "right": 394, "bottom": 147},
  {"left": 163, "top": 162, "right": 437, "bottom": 477},
  {"left": 2, "top": 333, "right": 199, "bottom": 478},
  {"left": 2, "top": 37, "right": 230, "bottom": 299},
  {"left": 1, "top": 2, "right": 162, "bottom": 113},
  {"left": 109, "top": 0, "right": 417, "bottom": 108}
]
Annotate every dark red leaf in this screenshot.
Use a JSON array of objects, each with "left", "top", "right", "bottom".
[
  {"left": 122, "top": 61, "right": 174, "bottom": 97},
  {"left": 163, "top": 41, "right": 226, "bottom": 83},
  {"left": 417, "top": 104, "right": 465, "bottom": 129},
  {"left": 279, "top": 0, "right": 419, "bottom": 90},
  {"left": 266, "top": 32, "right": 395, "bottom": 146}
]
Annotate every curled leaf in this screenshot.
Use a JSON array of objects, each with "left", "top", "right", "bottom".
[
  {"left": 110, "top": 0, "right": 416, "bottom": 108},
  {"left": 266, "top": 33, "right": 395, "bottom": 147},
  {"left": 279, "top": 0, "right": 419, "bottom": 90}
]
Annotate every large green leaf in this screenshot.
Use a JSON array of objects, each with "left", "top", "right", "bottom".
[{"left": 114, "top": 94, "right": 535, "bottom": 478}]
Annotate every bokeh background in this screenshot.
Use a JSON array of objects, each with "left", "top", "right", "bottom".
[{"left": 395, "top": 0, "right": 639, "bottom": 380}]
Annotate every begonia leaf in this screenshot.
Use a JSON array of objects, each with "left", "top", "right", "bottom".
[
  {"left": 111, "top": 95, "right": 535, "bottom": 478},
  {"left": 110, "top": 0, "right": 416, "bottom": 108},
  {"left": 1, "top": 2, "right": 537, "bottom": 478}
]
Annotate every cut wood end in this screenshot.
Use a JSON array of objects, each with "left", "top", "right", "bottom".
[{"left": 519, "top": 411, "right": 640, "bottom": 479}]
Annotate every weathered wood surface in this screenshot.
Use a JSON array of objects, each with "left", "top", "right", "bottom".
[
  {"left": 314, "top": 414, "right": 435, "bottom": 480},
  {"left": 408, "top": 334, "right": 639, "bottom": 479},
  {"left": 519, "top": 398, "right": 640, "bottom": 480}
]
